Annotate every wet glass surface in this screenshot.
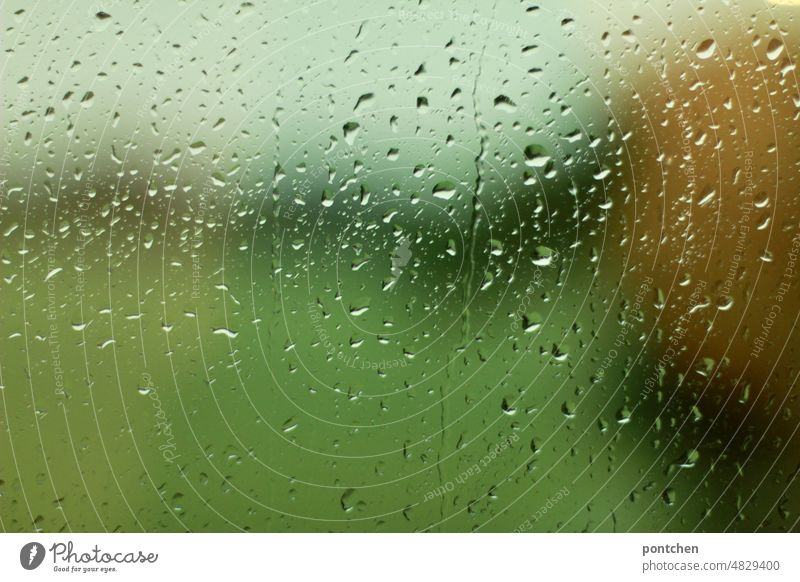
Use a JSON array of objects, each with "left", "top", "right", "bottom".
[{"left": 1, "top": 0, "right": 799, "bottom": 532}]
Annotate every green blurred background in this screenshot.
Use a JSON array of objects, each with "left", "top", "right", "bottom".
[{"left": 1, "top": 0, "right": 799, "bottom": 532}]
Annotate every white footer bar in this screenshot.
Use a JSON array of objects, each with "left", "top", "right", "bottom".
[{"left": 1, "top": 533, "right": 797, "bottom": 581}]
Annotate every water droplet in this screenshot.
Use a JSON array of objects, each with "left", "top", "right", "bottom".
[
  {"left": 212, "top": 327, "right": 238, "bottom": 338},
  {"left": 695, "top": 38, "right": 716, "bottom": 60},
  {"left": 766, "top": 38, "right": 784, "bottom": 61},
  {"left": 432, "top": 181, "right": 457, "bottom": 200}
]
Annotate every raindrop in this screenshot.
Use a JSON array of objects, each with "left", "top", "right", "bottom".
[
  {"left": 766, "top": 38, "right": 784, "bottom": 61},
  {"left": 695, "top": 38, "right": 716, "bottom": 60}
]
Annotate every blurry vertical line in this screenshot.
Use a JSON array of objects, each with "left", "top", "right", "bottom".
[
  {"left": 438, "top": 0, "right": 499, "bottom": 529},
  {"left": 269, "top": 102, "right": 282, "bottom": 514},
  {"left": 463, "top": 0, "right": 496, "bottom": 340},
  {"left": 270, "top": 105, "right": 282, "bottom": 355}
]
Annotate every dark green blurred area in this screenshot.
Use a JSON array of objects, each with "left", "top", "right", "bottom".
[{"left": 1, "top": 0, "right": 799, "bottom": 532}]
